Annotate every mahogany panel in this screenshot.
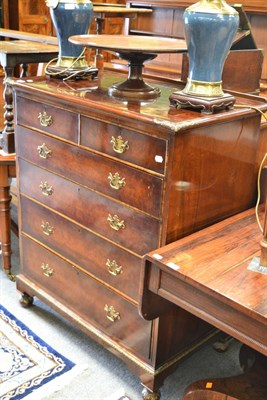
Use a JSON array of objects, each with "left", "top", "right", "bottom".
[
  {"left": 16, "top": 126, "right": 163, "bottom": 217},
  {"left": 165, "top": 116, "right": 262, "bottom": 242},
  {"left": 19, "top": 159, "right": 160, "bottom": 255},
  {"left": 21, "top": 196, "right": 142, "bottom": 302},
  {"left": 21, "top": 235, "right": 152, "bottom": 361}
]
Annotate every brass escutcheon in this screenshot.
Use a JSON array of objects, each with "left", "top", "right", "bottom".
[
  {"left": 107, "top": 214, "right": 125, "bottom": 231},
  {"left": 38, "top": 111, "right": 53, "bottom": 127},
  {"left": 41, "top": 263, "right": 54, "bottom": 277},
  {"left": 108, "top": 172, "right": 126, "bottom": 190},
  {"left": 37, "top": 143, "right": 52, "bottom": 159},
  {"left": 41, "top": 221, "right": 55, "bottom": 236},
  {"left": 110, "top": 135, "right": 129, "bottom": 154},
  {"left": 39, "top": 181, "right": 54, "bottom": 196},
  {"left": 106, "top": 259, "right": 123, "bottom": 276},
  {"left": 104, "top": 304, "right": 120, "bottom": 322}
]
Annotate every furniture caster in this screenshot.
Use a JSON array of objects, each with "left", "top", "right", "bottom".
[
  {"left": 20, "top": 293, "right": 34, "bottom": 308},
  {"left": 142, "top": 388, "right": 161, "bottom": 400}
]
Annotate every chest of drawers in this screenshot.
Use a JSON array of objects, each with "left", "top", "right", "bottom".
[{"left": 13, "top": 74, "right": 267, "bottom": 398}]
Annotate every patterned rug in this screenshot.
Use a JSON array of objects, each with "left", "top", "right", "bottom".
[{"left": 0, "top": 304, "right": 75, "bottom": 400}]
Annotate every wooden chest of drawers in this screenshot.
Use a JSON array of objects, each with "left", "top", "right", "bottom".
[{"left": 13, "top": 73, "right": 267, "bottom": 398}]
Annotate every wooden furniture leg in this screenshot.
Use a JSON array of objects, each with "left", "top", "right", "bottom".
[
  {"left": 0, "top": 154, "right": 16, "bottom": 280},
  {"left": 1, "top": 65, "right": 15, "bottom": 153}
]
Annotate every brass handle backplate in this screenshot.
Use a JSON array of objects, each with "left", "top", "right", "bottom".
[
  {"left": 104, "top": 304, "right": 120, "bottom": 322},
  {"left": 110, "top": 135, "right": 129, "bottom": 154},
  {"left": 106, "top": 259, "right": 123, "bottom": 276},
  {"left": 40, "top": 181, "right": 54, "bottom": 196},
  {"left": 38, "top": 111, "right": 53, "bottom": 127},
  {"left": 41, "top": 221, "right": 55, "bottom": 236},
  {"left": 41, "top": 262, "right": 54, "bottom": 277},
  {"left": 108, "top": 172, "right": 126, "bottom": 190},
  {"left": 37, "top": 143, "right": 52, "bottom": 159},
  {"left": 107, "top": 214, "right": 125, "bottom": 231}
]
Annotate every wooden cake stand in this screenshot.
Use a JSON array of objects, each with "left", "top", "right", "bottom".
[{"left": 69, "top": 34, "right": 187, "bottom": 99}]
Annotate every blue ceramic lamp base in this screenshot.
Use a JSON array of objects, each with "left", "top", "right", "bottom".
[
  {"left": 171, "top": 0, "right": 239, "bottom": 114},
  {"left": 46, "top": 0, "right": 96, "bottom": 80}
]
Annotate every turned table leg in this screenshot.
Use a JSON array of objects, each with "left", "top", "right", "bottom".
[{"left": 1, "top": 65, "right": 15, "bottom": 154}]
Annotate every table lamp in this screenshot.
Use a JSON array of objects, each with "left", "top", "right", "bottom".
[
  {"left": 45, "top": 0, "right": 97, "bottom": 79},
  {"left": 170, "top": 0, "right": 239, "bottom": 114}
]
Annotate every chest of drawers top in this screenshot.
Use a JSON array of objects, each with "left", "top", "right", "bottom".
[{"left": 14, "top": 72, "right": 265, "bottom": 142}]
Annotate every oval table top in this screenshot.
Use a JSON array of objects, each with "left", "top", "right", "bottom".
[{"left": 69, "top": 34, "right": 187, "bottom": 54}]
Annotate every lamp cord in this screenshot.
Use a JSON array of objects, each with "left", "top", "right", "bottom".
[
  {"left": 44, "top": 48, "right": 94, "bottom": 81},
  {"left": 256, "top": 152, "right": 267, "bottom": 233},
  {"left": 234, "top": 104, "right": 267, "bottom": 121},
  {"left": 233, "top": 104, "right": 267, "bottom": 232}
]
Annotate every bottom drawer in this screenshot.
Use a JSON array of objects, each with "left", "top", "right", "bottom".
[{"left": 20, "top": 235, "right": 152, "bottom": 361}]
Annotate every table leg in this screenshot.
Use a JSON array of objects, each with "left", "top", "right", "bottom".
[
  {"left": 20, "top": 63, "right": 28, "bottom": 77},
  {"left": 1, "top": 65, "right": 15, "bottom": 154}
]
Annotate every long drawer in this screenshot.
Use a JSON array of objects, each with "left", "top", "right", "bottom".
[
  {"left": 21, "top": 235, "right": 152, "bottom": 361},
  {"left": 19, "top": 159, "right": 161, "bottom": 255},
  {"left": 16, "top": 126, "right": 163, "bottom": 218},
  {"left": 21, "top": 196, "right": 141, "bottom": 302},
  {"left": 16, "top": 97, "right": 78, "bottom": 143},
  {"left": 81, "top": 115, "right": 167, "bottom": 174}
]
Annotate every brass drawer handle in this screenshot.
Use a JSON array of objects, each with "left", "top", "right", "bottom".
[
  {"left": 40, "top": 181, "right": 54, "bottom": 196},
  {"left": 41, "top": 262, "right": 54, "bottom": 277},
  {"left": 106, "top": 259, "right": 123, "bottom": 276},
  {"left": 110, "top": 135, "right": 129, "bottom": 154},
  {"left": 37, "top": 143, "right": 52, "bottom": 159},
  {"left": 41, "top": 221, "right": 55, "bottom": 236},
  {"left": 107, "top": 214, "right": 125, "bottom": 231},
  {"left": 108, "top": 172, "right": 126, "bottom": 190},
  {"left": 38, "top": 111, "right": 53, "bottom": 127},
  {"left": 104, "top": 304, "right": 120, "bottom": 322}
]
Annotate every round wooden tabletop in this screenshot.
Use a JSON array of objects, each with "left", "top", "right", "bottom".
[
  {"left": 93, "top": 6, "right": 152, "bottom": 14},
  {"left": 69, "top": 34, "right": 187, "bottom": 54}
]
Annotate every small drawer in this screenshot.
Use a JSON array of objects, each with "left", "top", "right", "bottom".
[
  {"left": 16, "top": 96, "right": 78, "bottom": 143},
  {"left": 21, "top": 196, "right": 141, "bottom": 302},
  {"left": 16, "top": 126, "right": 163, "bottom": 218},
  {"left": 19, "top": 160, "right": 161, "bottom": 255},
  {"left": 21, "top": 235, "right": 152, "bottom": 362},
  {"left": 81, "top": 116, "right": 167, "bottom": 174}
]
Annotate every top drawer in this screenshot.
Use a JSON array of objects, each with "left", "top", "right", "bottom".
[
  {"left": 81, "top": 116, "right": 167, "bottom": 174},
  {"left": 16, "top": 97, "right": 78, "bottom": 143}
]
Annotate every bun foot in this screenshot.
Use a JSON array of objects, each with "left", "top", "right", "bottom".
[
  {"left": 5, "top": 269, "right": 16, "bottom": 282},
  {"left": 20, "top": 293, "right": 34, "bottom": 308}
]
